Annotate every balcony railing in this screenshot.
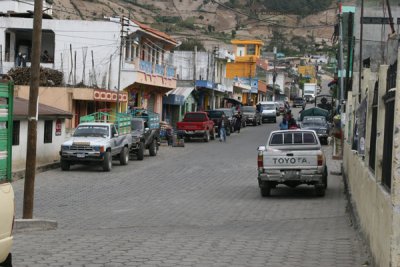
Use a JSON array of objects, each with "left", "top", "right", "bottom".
[{"left": 135, "top": 58, "right": 176, "bottom": 79}]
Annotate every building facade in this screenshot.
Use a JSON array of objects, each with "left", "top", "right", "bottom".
[{"left": 226, "top": 40, "right": 264, "bottom": 105}]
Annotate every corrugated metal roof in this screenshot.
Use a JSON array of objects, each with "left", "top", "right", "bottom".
[
  {"left": 13, "top": 97, "right": 73, "bottom": 119},
  {"left": 166, "top": 87, "right": 194, "bottom": 100}
]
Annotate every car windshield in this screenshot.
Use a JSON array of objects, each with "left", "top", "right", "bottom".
[
  {"left": 207, "top": 110, "right": 224, "bottom": 118},
  {"left": 184, "top": 113, "right": 207, "bottom": 121},
  {"left": 241, "top": 106, "right": 255, "bottom": 112},
  {"left": 261, "top": 104, "right": 275, "bottom": 110},
  {"left": 131, "top": 120, "right": 143, "bottom": 131},
  {"left": 73, "top": 125, "right": 109, "bottom": 137}
]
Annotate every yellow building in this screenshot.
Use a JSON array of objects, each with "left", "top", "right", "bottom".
[
  {"left": 298, "top": 65, "right": 317, "bottom": 83},
  {"left": 226, "top": 40, "right": 264, "bottom": 105}
]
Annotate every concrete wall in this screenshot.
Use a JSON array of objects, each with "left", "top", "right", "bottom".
[
  {"left": 12, "top": 119, "right": 67, "bottom": 172},
  {"left": 344, "top": 49, "right": 400, "bottom": 266},
  {"left": 343, "top": 145, "right": 392, "bottom": 267}
]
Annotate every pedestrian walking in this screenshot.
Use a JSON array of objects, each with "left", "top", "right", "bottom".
[
  {"left": 279, "top": 117, "right": 288, "bottom": 130},
  {"left": 218, "top": 114, "right": 227, "bottom": 142},
  {"left": 234, "top": 111, "right": 242, "bottom": 133}
]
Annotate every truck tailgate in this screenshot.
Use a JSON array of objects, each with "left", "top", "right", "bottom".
[{"left": 263, "top": 150, "right": 319, "bottom": 170}]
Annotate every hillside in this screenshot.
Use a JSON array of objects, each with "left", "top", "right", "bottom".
[{"left": 51, "top": 0, "right": 355, "bottom": 52}]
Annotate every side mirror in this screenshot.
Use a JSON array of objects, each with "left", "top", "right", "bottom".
[
  {"left": 145, "top": 128, "right": 150, "bottom": 132},
  {"left": 258, "top": 146, "right": 266, "bottom": 151},
  {"left": 113, "top": 133, "right": 119, "bottom": 137}
]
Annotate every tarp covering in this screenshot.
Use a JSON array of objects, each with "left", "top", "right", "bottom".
[{"left": 300, "top": 107, "right": 330, "bottom": 121}]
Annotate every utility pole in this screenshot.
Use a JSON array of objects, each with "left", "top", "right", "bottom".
[
  {"left": 193, "top": 46, "right": 197, "bottom": 111},
  {"left": 358, "top": 0, "right": 364, "bottom": 105},
  {"left": 272, "top": 46, "right": 277, "bottom": 102},
  {"left": 23, "top": 0, "right": 43, "bottom": 219},
  {"left": 338, "top": 1, "right": 345, "bottom": 112},
  {"left": 211, "top": 48, "right": 216, "bottom": 110},
  {"left": 116, "top": 16, "right": 125, "bottom": 114}
]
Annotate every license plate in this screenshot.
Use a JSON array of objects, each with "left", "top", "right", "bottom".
[
  {"left": 285, "top": 171, "right": 298, "bottom": 179},
  {"left": 77, "top": 153, "right": 85, "bottom": 158}
]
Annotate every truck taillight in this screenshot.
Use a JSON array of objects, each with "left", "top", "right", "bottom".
[
  {"left": 317, "top": 154, "right": 324, "bottom": 166},
  {"left": 258, "top": 153, "right": 263, "bottom": 169}
]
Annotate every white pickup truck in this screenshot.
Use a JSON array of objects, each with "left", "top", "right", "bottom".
[
  {"left": 257, "top": 129, "right": 328, "bottom": 197},
  {"left": 0, "top": 182, "right": 14, "bottom": 267},
  {"left": 60, "top": 122, "right": 132, "bottom": 171}
]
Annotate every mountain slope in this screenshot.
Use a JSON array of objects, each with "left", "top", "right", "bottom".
[{"left": 52, "top": 0, "right": 354, "bottom": 51}]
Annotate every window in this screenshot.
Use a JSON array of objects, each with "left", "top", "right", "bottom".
[
  {"left": 270, "top": 134, "right": 283, "bottom": 145},
  {"left": 12, "top": 121, "right": 20, "bottom": 146},
  {"left": 293, "top": 133, "right": 302, "bottom": 144},
  {"left": 284, "top": 133, "right": 292, "bottom": 144},
  {"left": 236, "top": 45, "right": 245, "bottom": 56},
  {"left": 44, "top": 120, "right": 53, "bottom": 143},
  {"left": 247, "top": 44, "right": 256, "bottom": 55},
  {"left": 303, "top": 133, "right": 316, "bottom": 144}
]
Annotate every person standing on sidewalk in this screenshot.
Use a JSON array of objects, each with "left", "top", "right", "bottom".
[
  {"left": 234, "top": 111, "right": 242, "bottom": 133},
  {"left": 218, "top": 114, "right": 227, "bottom": 142}
]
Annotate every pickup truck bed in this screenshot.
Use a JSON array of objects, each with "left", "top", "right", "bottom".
[{"left": 257, "top": 129, "right": 327, "bottom": 197}]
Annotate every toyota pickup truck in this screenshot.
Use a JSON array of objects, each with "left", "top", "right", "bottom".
[
  {"left": 60, "top": 117, "right": 132, "bottom": 171},
  {"left": 0, "top": 182, "right": 14, "bottom": 267},
  {"left": 257, "top": 129, "right": 327, "bottom": 197},
  {"left": 177, "top": 112, "right": 215, "bottom": 142}
]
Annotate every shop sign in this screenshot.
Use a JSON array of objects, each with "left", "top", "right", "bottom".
[{"left": 93, "top": 90, "right": 128, "bottom": 102}]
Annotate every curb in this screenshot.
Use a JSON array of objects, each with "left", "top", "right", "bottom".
[
  {"left": 12, "top": 162, "right": 60, "bottom": 182},
  {"left": 14, "top": 219, "right": 58, "bottom": 233}
]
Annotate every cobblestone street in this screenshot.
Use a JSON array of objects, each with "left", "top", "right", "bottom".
[{"left": 11, "top": 110, "right": 369, "bottom": 267}]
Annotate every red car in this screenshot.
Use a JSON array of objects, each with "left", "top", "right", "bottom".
[{"left": 177, "top": 112, "right": 216, "bottom": 142}]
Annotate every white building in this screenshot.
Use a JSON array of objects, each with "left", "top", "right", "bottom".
[{"left": 12, "top": 97, "right": 72, "bottom": 172}]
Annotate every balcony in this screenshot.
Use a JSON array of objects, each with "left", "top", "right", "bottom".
[{"left": 131, "top": 58, "right": 176, "bottom": 79}]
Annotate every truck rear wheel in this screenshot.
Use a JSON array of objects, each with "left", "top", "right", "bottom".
[
  {"left": 102, "top": 151, "right": 112, "bottom": 172},
  {"left": 315, "top": 185, "right": 325, "bottom": 197},
  {"left": 137, "top": 142, "right": 144, "bottom": 160},
  {"left": 260, "top": 183, "right": 271, "bottom": 197},
  {"left": 149, "top": 139, "right": 157, "bottom": 156},
  {"left": 204, "top": 131, "right": 210, "bottom": 142},
  {"left": 60, "top": 160, "right": 70, "bottom": 171},
  {"left": 119, "top": 147, "right": 129, "bottom": 165}
]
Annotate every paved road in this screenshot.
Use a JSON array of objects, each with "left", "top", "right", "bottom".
[{"left": 11, "top": 107, "right": 368, "bottom": 267}]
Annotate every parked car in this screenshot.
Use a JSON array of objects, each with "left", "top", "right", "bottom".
[
  {"left": 0, "top": 182, "right": 14, "bottom": 267},
  {"left": 60, "top": 115, "right": 133, "bottom": 172},
  {"left": 299, "top": 116, "right": 330, "bottom": 145},
  {"left": 177, "top": 112, "right": 215, "bottom": 142},
  {"left": 257, "top": 129, "right": 327, "bottom": 197},
  {"left": 258, "top": 101, "right": 277, "bottom": 123},
  {"left": 206, "top": 110, "right": 232, "bottom": 136},
  {"left": 293, "top": 97, "right": 306, "bottom": 109},
  {"left": 241, "top": 105, "right": 262, "bottom": 126},
  {"left": 216, "top": 108, "right": 236, "bottom": 133}
]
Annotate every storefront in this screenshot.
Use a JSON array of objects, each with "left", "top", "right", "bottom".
[{"left": 163, "top": 87, "right": 195, "bottom": 128}]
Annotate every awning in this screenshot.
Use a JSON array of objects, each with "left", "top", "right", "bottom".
[
  {"left": 164, "top": 87, "right": 194, "bottom": 105},
  {"left": 223, "top": 97, "right": 243, "bottom": 107},
  {"left": 328, "top": 79, "right": 338, "bottom": 87}
]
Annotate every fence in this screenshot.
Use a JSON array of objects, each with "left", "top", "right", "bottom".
[{"left": 381, "top": 61, "right": 397, "bottom": 190}]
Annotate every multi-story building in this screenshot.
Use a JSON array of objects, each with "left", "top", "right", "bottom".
[
  {"left": 0, "top": 2, "right": 177, "bottom": 128},
  {"left": 226, "top": 39, "right": 264, "bottom": 105}
]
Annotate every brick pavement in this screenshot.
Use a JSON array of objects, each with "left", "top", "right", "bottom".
[{"left": 10, "top": 111, "right": 369, "bottom": 267}]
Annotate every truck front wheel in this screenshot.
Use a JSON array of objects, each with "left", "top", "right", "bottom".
[
  {"left": 149, "top": 139, "right": 157, "bottom": 156},
  {"left": 60, "top": 160, "right": 70, "bottom": 171},
  {"left": 137, "top": 142, "right": 144, "bottom": 160},
  {"left": 119, "top": 147, "right": 129, "bottom": 165},
  {"left": 102, "top": 151, "right": 112, "bottom": 172}
]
